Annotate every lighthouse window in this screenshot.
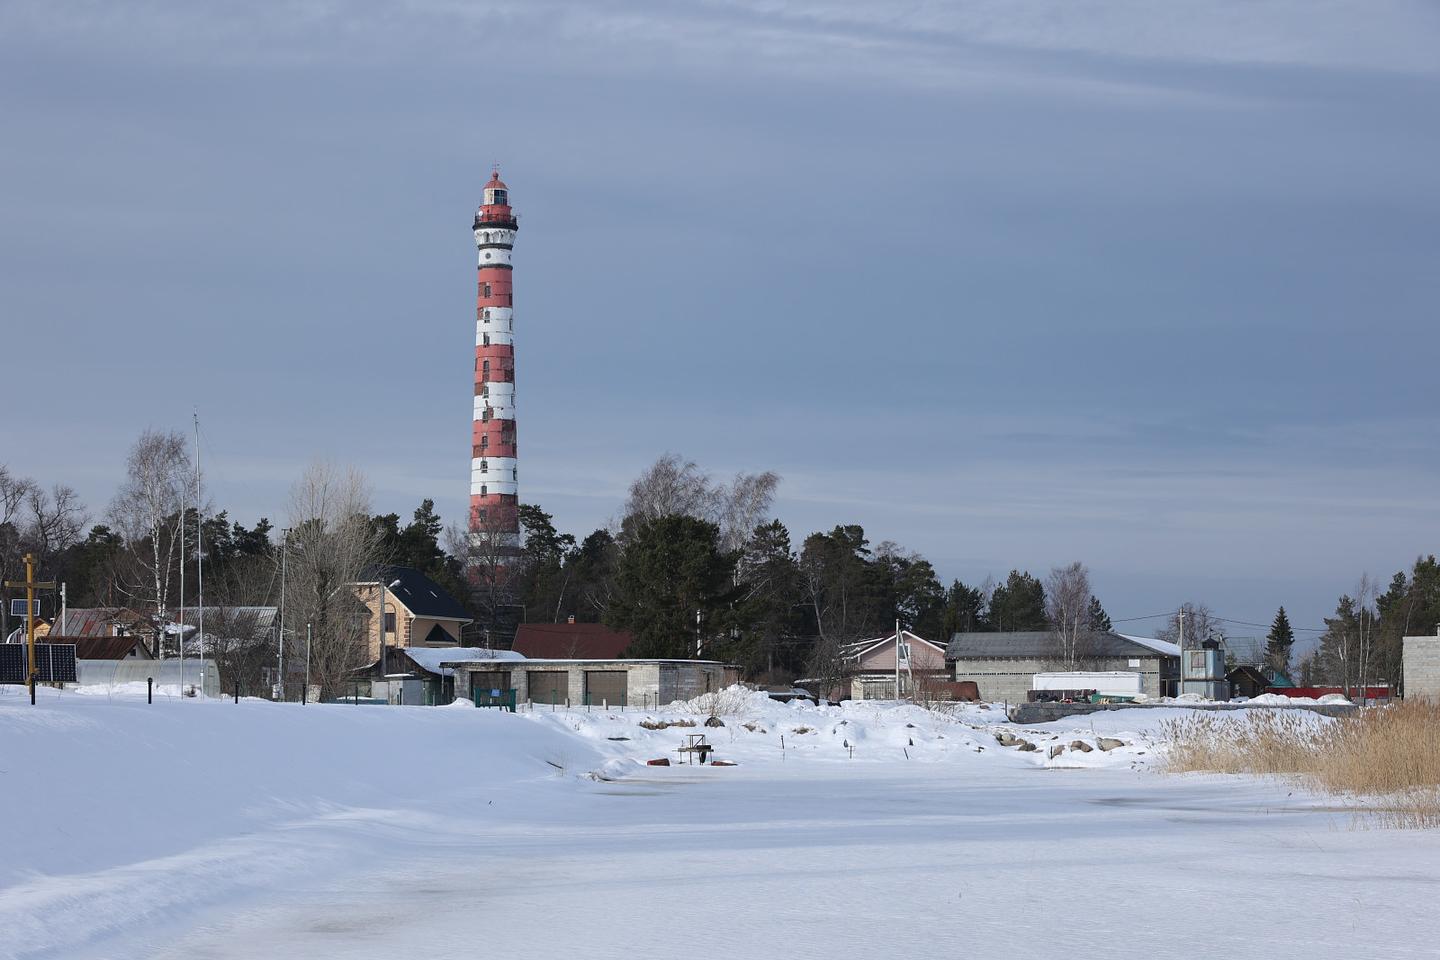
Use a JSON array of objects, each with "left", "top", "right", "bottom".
[
  {"left": 494, "top": 189, "right": 507, "bottom": 205},
  {"left": 482, "top": 360, "right": 490, "bottom": 377},
  {"left": 482, "top": 334, "right": 490, "bottom": 346},
  {"left": 481, "top": 485, "right": 488, "bottom": 497},
  {"left": 480, "top": 459, "right": 489, "bottom": 473},
  {"left": 484, "top": 252, "right": 492, "bottom": 260},
  {"left": 483, "top": 283, "right": 492, "bottom": 298}
]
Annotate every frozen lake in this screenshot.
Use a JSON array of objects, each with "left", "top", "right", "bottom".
[{"left": 5, "top": 691, "right": 1438, "bottom": 959}]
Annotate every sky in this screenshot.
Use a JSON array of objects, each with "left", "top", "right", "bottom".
[{"left": 2, "top": 1, "right": 1438, "bottom": 646}]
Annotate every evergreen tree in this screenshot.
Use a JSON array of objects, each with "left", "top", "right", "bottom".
[
  {"left": 516, "top": 503, "right": 576, "bottom": 622},
  {"left": 1263, "top": 606, "right": 1295, "bottom": 678},
  {"left": 941, "top": 580, "right": 987, "bottom": 636},
  {"left": 731, "top": 520, "right": 803, "bottom": 677},
  {"left": 605, "top": 515, "right": 737, "bottom": 659},
  {"left": 986, "top": 570, "right": 1048, "bottom": 632},
  {"left": 1085, "top": 595, "right": 1112, "bottom": 632}
]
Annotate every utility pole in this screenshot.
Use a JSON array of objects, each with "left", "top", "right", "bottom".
[
  {"left": 1178, "top": 607, "right": 1185, "bottom": 698},
  {"left": 277, "top": 529, "right": 287, "bottom": 700},
  {"left": 6, "top": 554, "right": 55, "bottom": 705},
  {"left": 894, "top": 618, "right": 901, "bottom": 701},
  {"left": 194, "top": 412, "right": 205, "bottom": 697},
  {"left": 305, "top": 621, "right": 312, "bottom": 704}
]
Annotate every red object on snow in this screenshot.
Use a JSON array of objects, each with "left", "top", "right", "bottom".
[{"left": 646, "top": 758, "right": 670, "bottom": 766}]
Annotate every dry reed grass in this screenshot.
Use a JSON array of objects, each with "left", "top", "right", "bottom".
[{"left": 1162, "top": 701, "right": 1440, "bottom": 828}]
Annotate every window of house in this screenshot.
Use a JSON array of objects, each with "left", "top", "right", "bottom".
[{"left": 383, "top": 611, "right": 396, "bottom": 633}]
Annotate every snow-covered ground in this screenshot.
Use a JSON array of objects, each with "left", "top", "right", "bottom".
[{"left": 2, "top": 685, "right": 1437, "bottom": 959}]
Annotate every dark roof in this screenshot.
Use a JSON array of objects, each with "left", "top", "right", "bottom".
[
  {"left": 1226, "top": 665, "right": 1270, "bottom": 684},
  {"left": 45, "top": 636, "right": 149, "bottom": 660},
  {"left": 513, "top": 623, "right": 633, "bottom": 659},
  {"left": 360, "top": 566, "right": 471, "bottom": 622},
  {"left": 53, "top": 608, "right": 149, "bottom": 638},
  {"left": 946, "top": 631, "right": 1177, "bottom": 660}
]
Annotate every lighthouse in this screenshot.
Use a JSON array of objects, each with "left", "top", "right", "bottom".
[{"left": 470, "top": 170, "right": 519, "bottom": 552}]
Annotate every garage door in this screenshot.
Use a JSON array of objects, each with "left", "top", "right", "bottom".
[
  {"left": 585, "top": 670, "right": 627, "bottom": 707},
  {"left": 527, "top": 670, "right": 568, "bottom": 705},
  {"left": 469, "top": 671, "right": 511, "bottom": 699}
]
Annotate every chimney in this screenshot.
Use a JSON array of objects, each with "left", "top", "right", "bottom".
[{"left": 567, "top": 615, "right": 576, "bottom": 625}]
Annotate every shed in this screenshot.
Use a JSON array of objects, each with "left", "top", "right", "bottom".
[{"left": 1226, "top": 665, "right": 1270, "bottom": 699}]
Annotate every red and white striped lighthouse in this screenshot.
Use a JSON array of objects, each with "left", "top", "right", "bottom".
[{"left": 470, "top": 170, "right": 519, "bottom": 550}]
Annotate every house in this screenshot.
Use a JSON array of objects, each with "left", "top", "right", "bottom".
[
  {"left": 511, "top": 621, "right": 633, "bottom": 659},
  {"left": 1226, "top": 665, "right": 1271, "bottom": 699},
  {"left": 444, "top": 655, "right": 740, "bottom": 709},
  {"left": 834, "top": 630, "right": 948, "bottom": 701},
  {"left": 1403, "top": 626, "right": 1440, "bottom": 701},
  {"left": 353, "top": 566, "right": 473, "bottom": 661},
  {"left": 41, "top": 607, "right": 153, "bottom": 645},
  {"left": 947, "top": 631, "right": 1180, "bottom": 704}
]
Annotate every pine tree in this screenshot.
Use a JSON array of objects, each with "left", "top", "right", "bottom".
[
  {"left": 987, "top": 570, "right": 1047, "bottom": 632},
  {"left": 1264, "top": 606, "right": 1295, "bottom": 679},
  {"left": 1085, "top": 595, "right": 1112, "bottom": 632}
]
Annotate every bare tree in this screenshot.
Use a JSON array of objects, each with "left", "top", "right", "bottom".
[
  {"left": 1158, "top": 602, "right": 1227, "bottom": 649},
  {"left": 622, "top": 454, "right": 780, "bottom": 552},
  {"left": 1045, "top": 561, "right": 1092, "bottom": 667},
  {"left": 714, "top": 471, "right": 781, "bottom": 553},
  {"left": 0, "top": 466, "right": 39, "bottom": 638},
  {"left": 24, "top": 483, "right": 86, "bottom": 560},
  {"left": 446, "top": 513, "right": 522, "bottom": 648},
  {"left": 284, "top": 462, "right": 380, "bottom": 699},
  {"left": 624, "top": 454, "right": 715, "bottom": 523},
  {"left": 108, "top": 430, "right": 194, "bottom": 645},
  {"left": 1354, "top": 574, "right": 1377, "bottom": 697}
]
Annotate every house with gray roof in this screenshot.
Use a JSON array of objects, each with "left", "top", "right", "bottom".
[{"left": 946, "top": 631, "right": 1180, "bottom": 704}]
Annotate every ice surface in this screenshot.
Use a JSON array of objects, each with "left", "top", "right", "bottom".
[{"left": 1, "top": 684, "right": 1435, "bottom": 960}]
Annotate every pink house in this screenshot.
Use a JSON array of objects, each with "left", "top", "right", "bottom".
[{"left": 834, "top": 630, "right": 949, "bottom": 701}]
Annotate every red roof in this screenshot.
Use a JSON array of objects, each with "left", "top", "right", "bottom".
[
  {"left": 512, "top": 623, "right": 633, "bottom": 660},
  {"left": 45, "top": 636, "right": 151, "bottom": 660},
  {"left": 486, "top": 170, "right": 508, "bottom": 192}
]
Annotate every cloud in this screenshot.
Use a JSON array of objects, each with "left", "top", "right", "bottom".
[{"left": 7, "top": 0, "right": 1435, "bottom": 101}]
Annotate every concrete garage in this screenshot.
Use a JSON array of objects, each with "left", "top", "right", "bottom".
[{"left": 445, "top": 657, "right": 740, "bottom": 709}]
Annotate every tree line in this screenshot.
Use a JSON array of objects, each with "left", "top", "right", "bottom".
[{"left": 8, "top": 436, "right": 1433, "bottom": 695}]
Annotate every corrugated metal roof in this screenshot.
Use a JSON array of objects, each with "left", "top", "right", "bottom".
[
  {"left": 947, "top": 630, "right": 1178, "bottom": 660},
  {"left": 1118, "top": 633, "right": 1181, "bottom": 658}
]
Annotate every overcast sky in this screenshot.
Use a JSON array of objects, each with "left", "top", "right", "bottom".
[{"left": 3, "top": 1, "right": 1438, "bottom": 644}]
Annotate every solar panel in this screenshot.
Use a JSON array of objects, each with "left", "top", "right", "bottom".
[{"left": 0, "top": 643, "right": 78, "bottom": 683}]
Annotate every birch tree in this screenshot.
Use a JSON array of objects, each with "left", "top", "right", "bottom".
[
  {"left": 108, "top": 430, "right": 193, "bottom": 640},
  {"left": 1045, "top": 561, "right": 1092, "bottom": 667}
]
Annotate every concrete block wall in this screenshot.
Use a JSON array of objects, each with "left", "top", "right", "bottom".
[
  {"left": 951, "top": 656, "right": 1165, "bottom": 704},
  {"left": 1403, "top": 636, "right": 1440, "bottom": 701}
]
